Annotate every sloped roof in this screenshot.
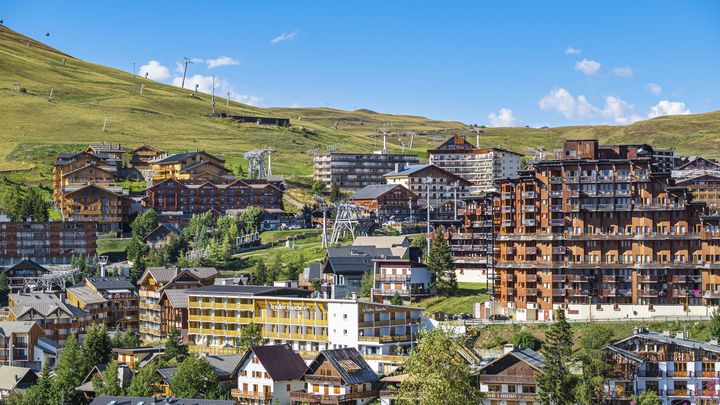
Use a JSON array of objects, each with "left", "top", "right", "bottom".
[
  {"left": 204, "top": 354, "right": 244, "bottom": 379},
  {"left": 9, "top": 293, "right": 87, "bottom": 318},
  {"left": 4, "top": 259, "right": 48, "bottom": 274},
  {"left": 154, "top": 151, "right": 225, "bottom": 164},
  {"left": 157, "top": 367, "right": 176, "bottom": 383},
  {"left": 350, "top": 184, "right": 411, "bottom": 200},
  {"left": 324, "top": 246, "right": 401, "bottom": 275},
  {"left": 161, "top": 289, "right": 189, "bottom": 309},
  {"left": 384, "top": 164, "right": 432, "bottom": 177},
  {"left": 90, "top": 396, "right": 235, "bottom": 405},
  {"left": 143, "top": 224, "right": 180, "bottom": 242},
  {"left": 352, "top": 236, "right": 409, "bottom": 249},
  {"left": 614, "top": 330, "right": 720, "bottom": 355},
  {"left": 88, "top": 143, "right": 125, "bottom": 153},
  {"left": 242, "top": 344, "right": 307, "bottom": 381},
  {"left": 67, "top": 286, "right": 108, "bottom": 305},
  {"left": 0, "top": 366, "right": 36, "bottom": 390},
  {"left": 308, "top": 348, "right": 377, "bottom": 385},
  {"left": 186, "top": 285, "right": 312, "bottom": 298},
  {"left": 141, "top": 266, "right": 218, "bottom": 285},
  {"left": 479, "top": 347, "right": 546, "bottom": 373},
  {"left": 0, "top": 321, "right": 38, "bottom": 335},
  {"left": 86, "top": 277, "right": 137, "bottom": 291}
]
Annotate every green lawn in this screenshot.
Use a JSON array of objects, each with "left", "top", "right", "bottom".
[
  {"left": 97, "top": 238, "right": 131, "bottom": 256},
  {"left": 418, "top": 282, "right": 490, "bottom": 314},
  {"left": 260, "top": 229, "right": 320, "bottom": 245}
]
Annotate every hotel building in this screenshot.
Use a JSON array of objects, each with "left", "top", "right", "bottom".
[
  {"left": 427, "top": 134, "right": 523, "bottom": 194},
  {"left": 445, "top": 194, "right": 498, "bottom": 283},
  {"left": 313, "top": 152, "right": 420, "bottom": 190},
  {"left": 490, "top": 140, "right": 720, "bottom": 321},
  {"left": 186, "top": 285, "right": 424, "bottom": 374},
  {"left": 0, "top": 221, "right": 97, "bottom": 266}
]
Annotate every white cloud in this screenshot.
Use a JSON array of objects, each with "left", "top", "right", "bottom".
[
  {"left": 601, "top": 96, "right": 641, "bottom": 124},
  {"left": 575, "top": 59, "right": 602, "bottom": 76},
  {"left": 611, "top": 67, "right": 633, "bottom": 77},
  {"left": 647, "top": 83, "right": 662, "bottom": 96},
  {"left": 488, "top": 108, "right": 517, "bottom": 127},
  {"left": 171, "top": 74, "right": 262, "bottom": 106},
  {"left": 538, "top": 87, "right": 641, "bottom": 124},
  {"left": 206, "top": 56, "right": 240, "bottom": 69},
  {"left": 538, "top": 88, "right": 597, "bottom": 119},
  {"left": 271, "top": 31, "right": 299, "bottom": 44},
  {"left": 564, "top": 47, "right": 582, "bottom": 55},
  {"left": 138, "top": 60, "right": 171, "bottom": 81},
  {"left": 648, "top": 100, "right": 691, "bottom": 118}
]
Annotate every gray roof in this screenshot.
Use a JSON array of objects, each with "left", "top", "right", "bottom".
[
  {"left": 36, "top": 336, "right": 59, "bottom": 354},
  {"left": 154, "top": 151, "right": 225, "bottom": 164},
  {"left": 204, "top": 354, "right": 244, "bottom": 378},
  {"left": 67, "top": 286, "right": 108, "bottom": 305},
  {"left": 187, "top": 285, "right": 312, "bottom": 298},
  {"left": 157, "top": 367, "right": 176, "bottom": 383},
  {"left": 350, "top": 184, "right": 409, "bottom": 200},
  {"left": 479, "top": 347, "right": 546, "bottom": 374},
  {"left": 161, "top": 289, "right": 188, "bottom": 309},
  {"left": 90, "top": 396, "right": 235, "bottom": 405},
  {"left": 9, "top": 293, "right": 88, "bottom": 319},
  {"left": 0, "top": 366, "right": 36, "bottom": 391},
  {"left": 324, "top": 246, "right": 401, "bottom": 275},
  {"left": 86, "top": 277, "right": 137, "bottom": 291},
  {"left": 384, "top": 164, "right": 431, "bottom": 177},
  {"left": 615, "top": 330, "right": 720, "bottom": 354},
  {"left": 144, "top": 267, "right": 218, "bottom": 285},
  {"left": 309, "top": 348, "right": 377, "bottom": 385},
  {"left": 0, "top": 321, "right": 38, "bottom": 335}
]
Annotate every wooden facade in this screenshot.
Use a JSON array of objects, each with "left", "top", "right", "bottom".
[{"left": 0, "top": 222, "right": 97, "bottom": 266}]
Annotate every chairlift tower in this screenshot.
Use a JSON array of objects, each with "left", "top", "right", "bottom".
[
  {"left": 330, "top": 203, "right": 371, "bottom": 244},
  {"left": 244, "top": 148, "right": 271, "bottom": 179}
]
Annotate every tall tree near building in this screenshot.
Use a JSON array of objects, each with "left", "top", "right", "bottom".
[
  {"left": 9, "top": 365, "right": 53, "bottom": 405},
  {"left": 329, "top": 182, "right": 342, "bottom": 202},
  {"left": 239, "top": 323, "right": 264, "bottom": 351},
  {"left": 93, "top": 361, "right": 124, "bottom": 396},
  {"left": 130, "top": 209, "right": 159, "bottom": 238},
  {"left": 397, "top": 328, "right": 478, "bottom": 405},
  {"left": 574, "top": 323, "right": 615, "bottom": 405},
  {"left": 427, "top": 232, "right": 458, "bottom": 295},
  {"left": 127, "top": 235, "right": 149, "bottom": 262},
  {"left": 126, "top": 362, "right": 162, "bottom": 397},
  {"left": 52, "top": 335, "right": 87, "bottom": 404},
  {"left": 83, "top": 324, "right": 112, "bottom": 366},
  {"left": 0, "top": 272, "right": 9, "bottom": 306},
  {"left": 164, "top": 327, "right": 189, "bottom": 362},
  {"left": 537, "top": 309, "right": 575, "bottom": 405},
  {"left": 631, "top": 390, "right": 662, "bottom": 405},
  {"left": 170, "top": 354, "right": 221, "bottom": 399},
  {"left": 360, "top": 271, "right": 373, "bottom": 297},
  {"left": 129, "top": 255, "right": 146, "bottom": 285},
  {"left": 709, "top": 307, "right": 720, "bottom": 341}
]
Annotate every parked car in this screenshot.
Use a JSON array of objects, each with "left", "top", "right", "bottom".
[
  {"left": 286, "top": 224, "right": 302, "bottom": 230},
  {"left": 489, "top": 314, "right": 509, "bottom": 321}
]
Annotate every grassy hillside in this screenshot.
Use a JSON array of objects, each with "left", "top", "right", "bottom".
[{"left": 1, "top": 24, "right": 719, "bottom": 189}]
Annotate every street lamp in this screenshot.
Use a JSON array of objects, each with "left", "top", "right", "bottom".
[{"left": 424, "top": 176, "right": 433, "bottom": 256}]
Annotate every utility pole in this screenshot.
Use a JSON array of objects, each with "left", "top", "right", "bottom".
[
  {"left": 180, "top": 57, "right": 194, "bottom": 89},
  {"left": 132, "top": 62, "right": 136, "bottom": 93},
  {"left": 227, "top": 91, "right": 230, "bottom": 108},
  {"left": 211, "top": 75, "right": 216, "bottom": 115}
]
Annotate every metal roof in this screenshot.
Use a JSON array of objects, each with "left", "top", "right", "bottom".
[
  {"left": 350, "top": 184, "right": 409, "bottom": 200},
  {"left": 242, "top": 345, "right": 307, "bottom": 381},
  {"left": 308, "top": 348, "right": 377, "bottom": 386}
]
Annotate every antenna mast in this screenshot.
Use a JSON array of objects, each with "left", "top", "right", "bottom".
[{"left": 180, "top": 57, "right": 194, "bottom": 89}]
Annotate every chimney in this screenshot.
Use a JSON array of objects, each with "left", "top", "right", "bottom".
[
  {"left": 503, "top": 344, "right": 515, "bottom": 354},
  {"left": 351, "top": 292, "right": 358, "bottom": 301}
]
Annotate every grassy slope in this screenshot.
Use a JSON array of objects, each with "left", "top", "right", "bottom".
[
  {"left": 418, "top": 282, "right": 490, "bottom": 314},
  {"left": 2, "top": 25, "right": 720, "bottom": 188}
]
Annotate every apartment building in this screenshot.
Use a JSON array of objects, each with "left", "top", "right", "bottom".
[
  {"left": 129, "top": 145, "right": 165, "bottom": 171},
  {"left": 66, "top": 277, "right": 139, "bottom": 329},
  {"left": 445, "top": 194, "right": 497, "bottom": 283},
  {"left": 0, "top": 221, "right": 97, "bottom": 266},
  {"left": 313, "top": 152, "right": 420, "bottom": 190},
  {"left": 290, "top": 348, "right": 379, "bottom": 405},
  {"left": 149, "top": 151, "right": 232, "bottom": 184},
  {"left": 672, "top": 157, "right": 720, "bottom": 212},
  {"left": 234, "top": 344, "right": 307, "bottom": 405},
  {"left": 6, "top": 292, "right": 90, "bottom": 343},
  {"left": 146, "top": 178, "right": 284, "bottom": 225},
  {"left": 0, "top": 321, "right": 45, "bottom": 370},
  {"left": 477, "top": 347, "right": 544, "bottom": 405},
  {"left": 427, "top": 134, "right": 523, "bottom": 194},
  {"left": 52, "top": 150, "right": 120, "bottom": 204},
  {"left": 349, "top": 184, "right": 418, "bottom": 223},
  {"left": 384, "top": 164, "right": 471, "bottom": 220},
  {"left": 371, "top": 258, "right": 433, "bottom": 303},
  {"left": 186, "top": 285, "right": 423, "bottom": 373},
  {"left": 59, "top": 184, "right": 130, "bottom": 232},
  {"left": 604, "top": 328, "right": 720, "bottom": 404},
  {"left": 490, "top": 139, "right": 717, "bottom": 321},
  {"left": 138, "top": 267, "right": 218, "bottom": 341}
]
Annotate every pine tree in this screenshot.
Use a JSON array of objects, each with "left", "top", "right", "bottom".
[
  {"left": 165, "top": 327, "right": 189, "bottom": 362},
  {"left": 129, "top": 255, "right": 146, "bottom": 285},
  {"left": 329, "top": 182, "right": 342, "bottom": 202},
  {"left": 17, "top": 365, "right": 53, "bottom": 404},
  {"left": 0, "top": 272, "right": 9, "bottom": 306},
  {"left": 52, "top": 335, "right": 87, "bottom": 404},
  {"left": 427, "top": 232, "right": 458, "bottom": 295},
  {"left": 252, "top": 258, "right": 270, "bottom": 285},
  {"left": 360, "top": 271, "right": 373, "bottom": 297},
  {"left": 537, "top": 309, "right": 575, "bottom": 405},
  {"left": 391, "top": 292, "right": 404, "bottom": 305},
  {"left": 93, "top": 361, "right": 124, "bottom": 396},
  {"left": 83, "top": 324, "right": 112, "bottom": 367},
  {"left": 710, "top": 307, "right": 720, "bottom": 341},
  {"left": 574, "top": 323, "right": 614, "bottom": 405}
]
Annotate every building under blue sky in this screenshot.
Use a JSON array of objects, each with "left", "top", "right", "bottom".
[{"left": 4, "top": 1, "right": 719, "bottom": 127}]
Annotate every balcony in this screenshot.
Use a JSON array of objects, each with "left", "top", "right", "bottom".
[
  {"left": 501, "top": 220, "right": 513, "bottom": 227},
  {"left": 549, "top": 191, "right": 563, "bottom": 198},
  {"left": 231, "top": 389, "right": 272, "bottom": 401},
  {"left": 597, "top": 190, "right": 614, "bottom": 197},
  {"left": 602, "top": 275, "right": 617, "bottom": 283},
  {"left": 501, "top": 192, "right": 513, "bottom": 199},
  {"left": 580, "top": 176, "right": 596, "bottom": 182},
  {"left": 552, "top": 246, "right": 566, "bottom": 255},
  {"left": 564, "top": 176, "right": 579, "bottom": 183},
  {"left": 501, "top": 206, "right": 513, "bottom": 213},
  {"left": 551, "top": 275, "right": 566, "bottom": 282},
  {"left": 638, "top": 275, "right": 660, "bottom": 283},
  {"left": 525, "top": 247, "right": 537, "bottom": 255},
  {"left": 525, "top": 274, "right": 538, "bottom": 283},
  {"left": 549, "top": 176, "right": 563, "bottom": 184},
  {"left": 549, "top": 205, "right": 563, "bottom": 212},
  {"left": 484, "top": 392, "right": 538, "bottom": 401},
  {"left": 522, "top": 219, "right": 537, "bottom": 227},
  {"left": 290, "top": 390, "right": 379, "bottom": 404},
  {"left": 567, "top": 289, "right": 590, "bottom": 297},
  {"left": 525, "top": 288, "right": 538, "bottom": 296},
  {"left": 552, "top": 289, "right": 566, "bottom": 296},
  {"left": 522, "top": 205, "right": 537, "bottom": 213},
  {"left": 705, "top": 291, "right": 720, "bottom": 299},
  {"left": 549, "top": 219, "right": 566, "bottom": 226},
  {"left": 521, "top": 191, "right": 536, "bottom": 199},
  {"left": 638, "top": 290, "right": 665, "bottom": 297},
  {"left": 615, "top": 189, "right": 632, "bottom": 196}
]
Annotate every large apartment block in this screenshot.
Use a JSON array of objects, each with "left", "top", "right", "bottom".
[
  {"left": 446, "top": 194, "right": 497, "bottom": 283},
  {"left": 489, "top": 139, "right": 720, "bottom": 321},
  {"left": 427, "top": 134, "right": 523, "bottom": 194},
  {"left": 186, "top": 285, "right": 423, "bottom": 373},
  {"left": 313, "top": 152, "right": 420, "bottom": 190},
  {"left": 0, "top": 221, "right": 97, "bottom": 266}
]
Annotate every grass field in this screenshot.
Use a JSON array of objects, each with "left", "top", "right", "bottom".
[
  {"left": 418, "top": 282, "right": 490, "bottom": 314},
  {"left": 1, "top": 24, "right": 720, "bottom": 190},
  {"left": 472, "top": 319, "right": 713, "bottom": 350},
  {"left": 97, "top": 237, "right": 131, "bottom": 260}
]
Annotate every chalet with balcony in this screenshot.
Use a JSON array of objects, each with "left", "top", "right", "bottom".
[
  {"left": 1, "top": 259, "right": 49, "bottom": 293},
  {"left": 371, "top": 258, "right": 433, "bottom": 304},
  {"left": 349, "top": 184, "right": 418, "bottom": 222},
  {"left": 129, "top": 145, "right": 165, "bottom": 171},
  {"left": 6, "top": 292, "right": 90, "bottom": 343},
  {"left": 0, "top": 321, "right": 45, "bottom": 371},
  {"left": 477, "top": 346, "right": 545, "bottom": 405},
  {"left": 290, "top": 347, "right": 378, "bottom": 405},
  {"left": 234, "top": 344, "right": 307, "bottom": 405}
]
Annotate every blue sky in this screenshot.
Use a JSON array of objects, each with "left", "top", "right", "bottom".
[{"left": 5, "top": 1, "right": 720, "bottom": 127}]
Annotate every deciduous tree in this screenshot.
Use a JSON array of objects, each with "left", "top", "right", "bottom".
[
  {"left": 130, "top": 209, "right": 159, "bottom": 239},
  {"left": 170, "top": 354, "right": 220, "bottom": 399},
  {"left": 239, "top": 323, "right": 265, "bottom": 351},
  {"left": 397, "top": 328, "right": 478, "bottom": 405},
  {"left": 510, "top": 331, "right": 540, "bottom": 350}
]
